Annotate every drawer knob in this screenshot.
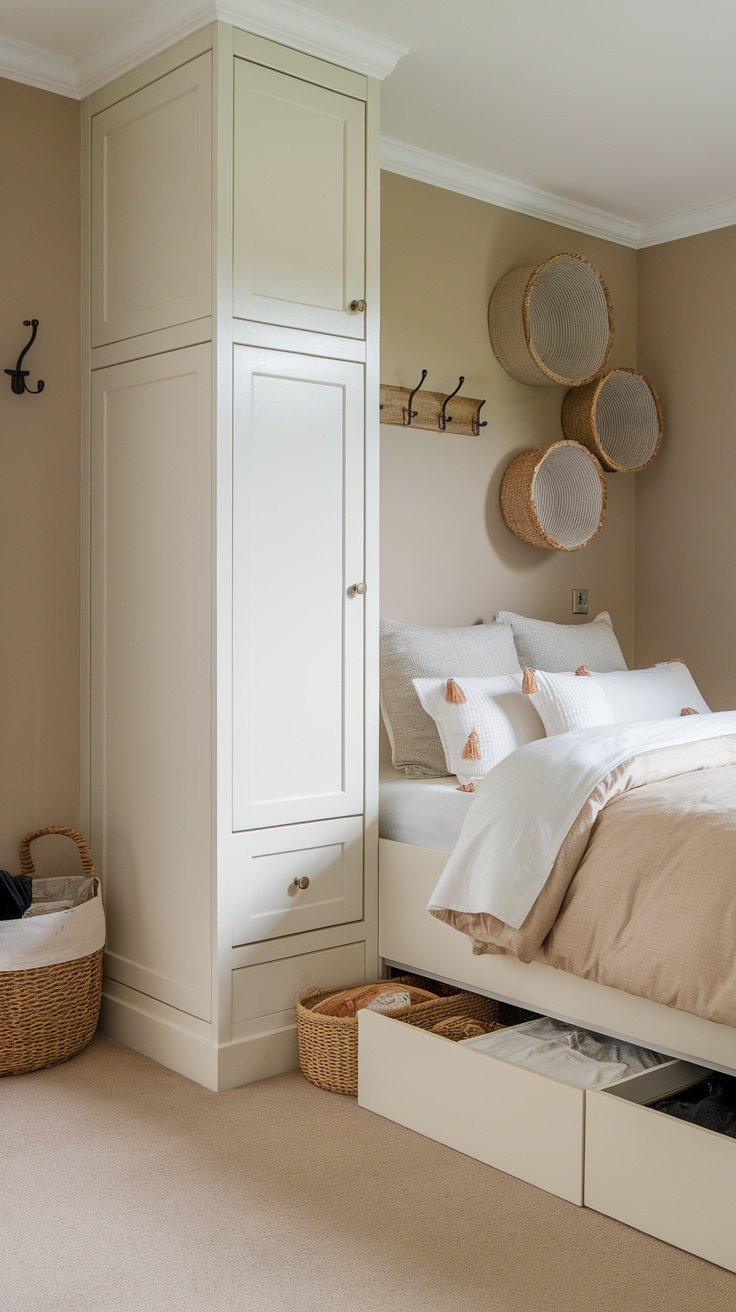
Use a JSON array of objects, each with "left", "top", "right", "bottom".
[
  {"left": 293, "top": 876, "right": 310, "bottom": 891},
  {"left": 348, "top": 582, "right": 367, "bottom": 596},
  {"left": 349, "top": 298, "right": 367, "bottom": 313}
]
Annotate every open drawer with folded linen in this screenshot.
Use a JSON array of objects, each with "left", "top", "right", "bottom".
[
  {"left": 358, "top": 1009, "right": 701, "bottom": 1207},
  {"left": 585, "top": 1065, "right": 736, "bottom": 1273}
]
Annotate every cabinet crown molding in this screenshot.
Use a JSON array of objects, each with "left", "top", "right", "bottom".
[{"left": 1, "top": 0, "right": 407, "bottom": 99}]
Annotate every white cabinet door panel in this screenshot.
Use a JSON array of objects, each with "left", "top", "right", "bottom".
[
  {"left": 232, "top": 347, "right": 364, "bottom": 830},
  {"left": 233, "top": 59, "right": 365, "bottom": 337},
  {"left": 90, "top": 345, "right": 212, "bottom": 1020},
  {"left": 91, "top": 54, "right": 212, "bottom": 346}
]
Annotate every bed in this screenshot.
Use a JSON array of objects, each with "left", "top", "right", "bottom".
[{"left": 377, "top": 613, "right": 736, "bottom": 1075}]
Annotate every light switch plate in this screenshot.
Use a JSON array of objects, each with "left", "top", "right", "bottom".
[{"left": 572, "top": 589, "right": 589, "bottom": 615}]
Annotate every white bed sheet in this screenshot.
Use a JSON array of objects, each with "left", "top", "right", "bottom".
[{"left": 379, "top": 767, "right": 472, "bottom": 852}]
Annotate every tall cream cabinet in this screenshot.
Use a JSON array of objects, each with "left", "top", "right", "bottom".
[{"left": 83, "top": 25, "right": 380, "bottom": 1090}]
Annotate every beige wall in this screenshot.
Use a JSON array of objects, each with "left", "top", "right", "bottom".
[
  {"left": 380, "top": 172, "right": 638, "bottom": 661},
  {"left": 636, "top": 227, "right": 736, "bottom": 708},
  {"left": 0, "top": 79, "right": 81, "bottom": 870}
]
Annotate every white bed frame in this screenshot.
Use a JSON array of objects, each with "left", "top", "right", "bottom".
[{"left": 379, "top": 838, "right": 736, "bottom": 1075}]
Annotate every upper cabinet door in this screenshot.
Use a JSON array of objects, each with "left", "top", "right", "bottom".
[
  {"left": 233, "top": 60, "right": 366, "bottom": 338},
  {"left": 91, "top": 54, "right": 212, "bottom": 347}
]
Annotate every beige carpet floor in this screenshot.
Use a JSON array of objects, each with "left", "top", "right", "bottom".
[{"left": 2, "top": 1035, "right": 735, "bottom": 1312}]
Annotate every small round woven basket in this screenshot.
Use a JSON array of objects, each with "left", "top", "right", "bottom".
[
  {"left": 296, "top": 976, "right": 499, "bottom": 1096},
  {"left": 489, "top": 252, "right": 614, "bottom": 387},
  {"left": 500, "top": 440, "right": 607, "bottom": 551},
  {"left": 561, "top": 367, "right": 663, "bottom": 472}
]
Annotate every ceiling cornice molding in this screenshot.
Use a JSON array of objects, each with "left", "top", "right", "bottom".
[
  {"left": 638, "top": 198, "right": 736, "bottom": 249},
  {"left": 0, "top": 33, "right": 76, "bottom": 97},
  {"left": 380, "top": 137, "right": 642, "bottom": 250},
  {"left": 1, "top": 0, "right": 407, "bottom": 100}
]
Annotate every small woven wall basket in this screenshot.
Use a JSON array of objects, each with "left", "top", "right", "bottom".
[
  {"left": 296, "top": 975, "right": 499, "bottom": 1096},
  {"left": 500, "top": 440, "right": 607, "bottom": 551},
  {"left": 489, "top": 252, "right": 615, "bottom": 387},
  {"left": 561, "top": 367, "right": 664, "bottom": 473},
  {"left": 0, "top": 827, "right": 105, "bottom": 1077}
]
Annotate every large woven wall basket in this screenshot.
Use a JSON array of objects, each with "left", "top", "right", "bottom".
[
  {"left": 561, "top": 367, "right": 664, "bottom": 473},
  {"left": 489, "top": 252, "right": 614, "bottom": 387},
  {"left": 500, "top": 440, "right": 607, "bottom": 551}
]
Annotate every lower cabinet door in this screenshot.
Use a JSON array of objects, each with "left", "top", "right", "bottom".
[
  {"left": 585, "top": 1061, "right": 736, "bottom": 1273},
  {"left": 230, "top": 817, "right": 363, "bottom": 947},
  {"left": 231, "top": 940, "right": 366, "bottom": 1029}
]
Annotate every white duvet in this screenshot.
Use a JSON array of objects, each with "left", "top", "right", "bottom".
[{"left": 427, "top": 710, "right": 736, "bottom": 930}]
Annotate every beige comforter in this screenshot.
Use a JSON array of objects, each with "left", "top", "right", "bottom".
[{"left": 432, "top": 735, "right": 736, "bottom": 1027}]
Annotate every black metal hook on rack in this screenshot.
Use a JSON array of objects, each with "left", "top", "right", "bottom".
[
  {"left": 472, "top": 399, "right": 487, "bottom": 436},
  {"left": 439, "top": 376, "right": 465, "bottom": 431},
  {"left": 403, "top": 368, "right": 427, "bottom": 425},
  {"left": 5, "top": 319, "right": 45, "bottom": 395}
]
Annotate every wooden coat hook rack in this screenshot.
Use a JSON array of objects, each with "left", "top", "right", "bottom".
[{"left": 380, "top": 369, "right": 487, "bottom": 437}]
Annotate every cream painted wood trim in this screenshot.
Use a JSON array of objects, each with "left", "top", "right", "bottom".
[
  {"left": 378, "top": 838, "right": 736, "bottom": 1073},
  {"left": 87, "top": 27, "right": 214, "bottom": 115},
  {"left": 90, "top": 320, "right": 213, "bottom": 371},
  {"left": 230, "top": 920, "right": 370, "bottom": 970},
  {"left": 231, "top": 320, "right": 366, "bottom": 362},
  {"left": 232, "top": 28, "right": 366, "bottom": 96},
  {"left": 80, "top": 97, "right": 92, "bottom": 840}
]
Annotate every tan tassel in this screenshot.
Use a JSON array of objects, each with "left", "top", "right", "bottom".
[
  {"left": 461, "top": 729, "right": 481, "bottom": 761},
  {"left": 575, "top": 665, "right": 591, "bottom": 677},
  {"left": 681, "top": 706, "right": 699, "bottom": 715},
  {"left": 446, "top": 678, "right": 467, "bottom": 704},
  {"left": 522, "top": 668, "right": 538, "bottom": 695},
  {"left": 457, "top": 781, "right": 476, "bottom": 793}
]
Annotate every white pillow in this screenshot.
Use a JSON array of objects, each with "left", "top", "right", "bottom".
[
  {"left": 412, "top": 674, "right": 545, "bottom": 787},
  {"left": 525, "top": 662, "right": 710, "bottom": 736},
  {"left": 525, "top": 670, "right": 615, "bottom": 737}
]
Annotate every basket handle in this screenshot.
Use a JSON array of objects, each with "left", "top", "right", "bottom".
[{"left": 19, "top": 826, "right": 96, "bottom": 880}]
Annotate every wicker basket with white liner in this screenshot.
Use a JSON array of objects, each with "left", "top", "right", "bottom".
[
  {"left": 561, "top": 367, "right": 664, "bottom": 473},
  {"left": 500, "top": 440, "right": 607, "bottom": 551},
  {"left": 0, "top": 827, "right": 105, "bottom": 1076},
  {"left": 489, "top": 252, "right": 614, "bottom": 387},
  {"left": 296, "top": 975, "right": 499, "bottom": 1096}
]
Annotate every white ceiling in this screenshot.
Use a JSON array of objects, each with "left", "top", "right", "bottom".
[{"left": 2, "top": 0, "right": 736, "bottom": 247}]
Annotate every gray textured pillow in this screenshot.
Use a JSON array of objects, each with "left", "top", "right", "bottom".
[
  {"left": 494, "top": 610, "right": 627, "bottom": 673},
  {"left": 380, "top": 619, "right": 522, "bottom": 777}
]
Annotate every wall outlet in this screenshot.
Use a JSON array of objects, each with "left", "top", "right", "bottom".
[{"left": 572, "top": 589, "right": 588, "bottom": 615}]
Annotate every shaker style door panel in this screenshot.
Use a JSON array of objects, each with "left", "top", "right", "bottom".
[
  {"left": 230, "top": 818, "right": 364, "bottom": 947},
  {"left": 90, "top": 346, "right": 213, "bottom": 1020},
  {"left": 232, "top": 346, "right": 365, "bottom": 830},
  {"left": 91, "top": 53, "right": 212, "bottom": 346},
  {"left": 233, "top": 59, "right": 365, "bottom": 337}
]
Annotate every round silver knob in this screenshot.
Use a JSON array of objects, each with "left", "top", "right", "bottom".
[
  {"left": 293, "top": 876, "right": 310, "bottom": 890},
  {"left": 349, "top": 299, "right": 367, "bottom": 313},
  {"left": 349, "top": 582, "right": 367, "bottom": 596}
]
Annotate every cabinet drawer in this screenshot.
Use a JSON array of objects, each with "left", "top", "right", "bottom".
[
  {"left": 232, "top": 940, "right": 365, "bottom": 1026},
  {"left": 231, "top": 818, "right": 363, "bottom": 947},
  {"left": 585, "top": 1061, "right": 736, "bottom": 1272},
  {"left": 359, "top": 1010, "right": 589, "bottom": 1204}
]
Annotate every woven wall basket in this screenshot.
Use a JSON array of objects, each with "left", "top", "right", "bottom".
[
  {"left": 500, "top": 440, "right": 607, "bottom": 551},
  {"left": 561, "top": 367, "right": 664, "bottom": 473},
  {"left": 489, "top": 252, "right": 614, "bottom": 387}
]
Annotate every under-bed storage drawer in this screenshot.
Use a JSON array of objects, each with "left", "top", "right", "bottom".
[
  {"left": 585, "top": 1062, "right": 736, "bottom": 1273},
  {"left": 358, "top": 1009, "right": 587, "bottom": 1204}
]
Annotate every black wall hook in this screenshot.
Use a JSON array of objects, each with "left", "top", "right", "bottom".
[
  {"left": 473, "top": 399, "right": 487, "bottom": 435},
  {"left": 403, "top": 368, "right": 427, "bottom": 425},
  {"left": 5, "top": 319, "right": 45, "bottom": 395},
  {"left": 439, "top": 376, "right": 465, "bottom": 431}
]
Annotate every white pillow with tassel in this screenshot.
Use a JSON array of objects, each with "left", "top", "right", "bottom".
[{"left": 412, "top": 674, "right": 545, "bottom": 789}]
